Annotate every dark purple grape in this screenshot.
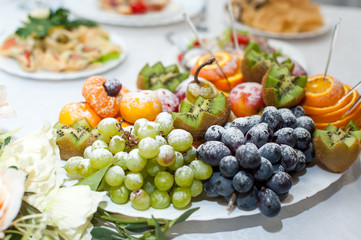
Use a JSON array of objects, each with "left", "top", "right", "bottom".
[
  {"left": 236, "top": 186, "right": 259, "bottom": 210},
  {"left": 272, "top": 127, "right": 297, "bottom": 148},
  {"left": 235, "top": 143, "right": 261, "bottom": 169},
  {"left": 291, "top": 106, "right": 305, "bottom": 118},
  {"left": 252, "top": 157, "right": 273, "bottom": 181},
  {"left": 221, "top": 127, "right": 245, "bottom": 153},
  {"left": 203, "top": 172, "right": 221, "bottom": 197},
  {"left": 277, "top": 191, "right": 289, "bottom": 201},
  {"left": 278, "top": 108, "right": 296, "bottom": 128},
  {"left": 258, "top": 188, "right": 281, "bottom": 217},
  {"left": 197, "top": 141, "right": 231, "bottom": 167},
  {"left": 293, "top": 149, "right": 307, "bottom": 172},
  {"left": 272, "top": 164, "right": 285, "bottom": 173},
  {"left": 104, "top": 78, "right": 122, "bottom": 97},
  {"left": 230, "top": 117, "right": 251, "bottom": 134},
  {"left": 296, "top": 116, "right": 315, "bottom": 134},
  {"left": 303, "top": 142, "right": 315, "bottom": 163},
  {"left": 280, "top": 145, "right": 297, "bottom": 172},
  {"left": 219, "top": 156, "right": 240, "bottom": 178},
  {"left": 215, "top": 175, "right": 234, "bottom": 196},
  {"left": 248, "top": 115, "right": 261, "bottom": 129},
  {"left": 246, "top": 123, "right": 272, "bottom": 148},
  {"left": 223, "top": 122, "right": 232, "bottom": 129},
  {"left": 204, "top": 125, "right": 225, "bottom": 141},
  {"left": 266, "top": 171, "right": 293, "bottom": 194},
  {"left": 232, "top": 171, "right": 254, "bottom": 193},
  {"left": 294, "top": 127, "right": 311, "bottom": 150},
  {"left": 258, "top": 143, "right": 281, "bottom": 164},
  {"left": 260, "top": 106, "right": 282, "bottom": 133}
]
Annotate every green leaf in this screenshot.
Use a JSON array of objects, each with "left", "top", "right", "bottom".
[
  {"left": 91, "top": 227, "right": 125, "bottom": 240},
  {"left": 125, "top": 223, "right": 153, "bottom": 233},
  {"left": 169, "top": 207, "right": 199, "bottom": 228},
  {"left": 152, "top": 215, "right": 167, "bottom": 240},
  {"left": 4, "top": 136, "right": 11, "bottom": 146},
  {"left": 76, "top": 164, "right": 111, "bottom": 191},
  {"left": 94, "top": 52, "right": 120, "bottom": 64}
]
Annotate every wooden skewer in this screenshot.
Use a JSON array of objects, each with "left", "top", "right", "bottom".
[
  {"left": 323, "top": 19, "right": 341, "bottom": 81},
  {"left": 183, "top": 13, "right": 231, "bottom": 89},
  {"left": 226, "top": 1, "right": 241, "bottom": 55}
]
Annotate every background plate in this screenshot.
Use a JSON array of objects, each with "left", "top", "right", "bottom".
[
  {"left": 0, "top": 34, "right": 127, "bottom": 81},
  {"left": 65, "top": 0, "right": 205, "bottom": 27}
]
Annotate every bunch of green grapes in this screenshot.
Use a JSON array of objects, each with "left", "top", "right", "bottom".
[{"left": 64, "top": 112, "right": 213, "bottom": 211}]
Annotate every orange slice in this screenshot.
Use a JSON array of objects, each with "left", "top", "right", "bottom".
[
  {"left": 303, "top": 74, "right": 345, "bottom": 108},
  {"left": 191, "top": 52, "right": 241, "bottom": 82},
  {"left": 302, "top": 85, "right": 351, "bottom": 115},
  {"left": 213, "top": 70, "right": 244, "bottom": 92}
]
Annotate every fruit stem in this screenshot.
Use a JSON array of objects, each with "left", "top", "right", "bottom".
[
  {"left": 194, "top": 58, "right": 216, "bottom": 84},
  {"left": 227, "top": 192, "right": 237, "bottom": 211}
]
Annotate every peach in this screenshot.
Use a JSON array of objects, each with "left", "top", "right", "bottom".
[{"left": 228, "top": 82, "right": 264, "bottom": 117}]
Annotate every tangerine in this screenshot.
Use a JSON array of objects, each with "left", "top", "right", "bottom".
[
  {"left": 119, "top": 90, "right": 162, "bottom": 124},
  {"left": 59, "top": 102, "right": 101, "bottom": 128},
  {"left": 302, "top": 75, "right": 344, "bottom": 108},
  {"left": 82, "top": 76, "right": 130, "bottom": 118}
]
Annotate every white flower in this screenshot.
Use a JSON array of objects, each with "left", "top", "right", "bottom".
[
  {"left": 0, "top": 85, "right": 16, "bottom": 119},
  {"left": 45, "top": 186, "right": 106, "bottom": 240},
  {"left": 0, "top": 168, "right": 26, "bottom": 238}
]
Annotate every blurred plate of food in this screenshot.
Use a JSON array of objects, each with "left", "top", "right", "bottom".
[
  {"left": 0, "top": 8, "right": 126, "bottom": 80},
  {"left": 228, "top": 0, "right": 332, "bottom": 39},
  {"left": 65, "top": 0, "right": 205, "bottom": 27}
]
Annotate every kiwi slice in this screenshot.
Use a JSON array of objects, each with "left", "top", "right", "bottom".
[
  {"left": 262, "top": 65, "right": 307, "bottom": 108},
  {"left": 172, "top": 93, "right": 230, "bottom": 141},
  {"left": 54, "top": 118, "right": 97, "bottom": 160},
  {"left": 137, "top": 62, "right": 189, "bottom": 92},
  {"left": 314, "top": 120, "right": 361, "bottom": 173}
]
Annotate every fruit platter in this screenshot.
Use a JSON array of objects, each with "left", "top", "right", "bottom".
[{"left": 1, "top": 1, "right": 361, "bottom": 239}]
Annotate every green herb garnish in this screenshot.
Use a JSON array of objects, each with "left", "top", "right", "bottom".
[{"left": 15, "top": 8, "right": 97, "bottom": 39}]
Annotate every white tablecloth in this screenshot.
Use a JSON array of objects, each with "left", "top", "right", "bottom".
[{"left": 0, "top": 1, "right": 361, "bottom": 239}]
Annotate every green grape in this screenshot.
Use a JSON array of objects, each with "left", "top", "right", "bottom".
[
  {"left": 168, "top": 151, "right": 184, "bottom": 171},
  {"left": 98, "top": 134, "right": 111, "bottom": 144},
  {"left": 175, "top": 166, "right": 194, "bottom": 187},
  {"left": 109, "top": 135, "right": 126, "bottom": 154},
  {"left": 91, "top": 140, "right": 109, "bottom": 151},
  {"left": 133, "top": 118, "right": 149, "bottom": 136},
  {"left": 124, "top": 172, "right": 143, "bottom": 191},
  {"left": 78, "top": 158, "right": 97, "bottom": 177},
  {"left": 110, "top": 185, "right": 129, "bottom": 204},
  {"left": 189, "top": 160, "right": 213, "bottom": 180},
  {"left": 155, "top": 112, "right": 173, "bottom": 136},
  {"left": 130, "top": 189, "right": 150, "bottom": 211},
  {"left": 143, "top": 176, "right": 155, "bottom": 195},
  {"left": 138, "top": 137, "right": 160, "bottom": 159},
  {"left": 140, "top": 167, "right": 149, "bottom": 179},
  {"left": 126, "top": 149, "right": 147, "bottom": 172},
  {"left": 167, "top": 129, "right": 193, "bottom": 152},
  {"left": 189, "top": 179, "right": 203, "bottom": 197},
  {"left": 150, "top": 189, "right": 170, "bottom": 209},
  {"left": 146, "top": 158, "right": 166, "bottom": 176},
  {"left": 183, "top": 146, "right": 197, "bottom": 164},
  {"left": 83, "top": 146, "right": 92, "bottom": 159},
  {"left": 154, "top": 171, "right": 174, "bottom": 191},
  {"left": 156, "top": 145, "right": 175, "bottom": 167},
  {"left": 98, "top": 118, "right": 121, "bottom": 137},
  {"left": 64, "top": 156, "right": 83, "bottom": 175},
  {"left": 113, "top": 152, "right": 128, "bottom": 170},
  {"left": 171, "top": 187, "right": 191, "bottom": 209},
  {"left": 155, "top": 135, "right": 167, "bottom": 146},
  {"left": 90, "top": 148, "right": 114, "bottom": 169},
  {"left": 105, "top": 166, "right": 125, "bottom": 186},
  {"left": 137, "top": 124, "right": 157, "bottom": 140}
]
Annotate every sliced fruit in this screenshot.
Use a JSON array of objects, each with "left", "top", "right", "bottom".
[
  {"left": 59, "top": 102, "right": 101, "bottom": 128},
  {"left": 212, "top": 69, "right": 244, "bottom": 92},
  {"left": 314, "top": 120, "right": 361, "bottom": 173},
  {"left": 303, "top": 75, "right": 345, "bottom": 108},
  {"left": 172, "top": 93, "right": 231, "bottom": 141},
  {"left": 54, "top": 119, "right": 97, "bottom": 160},
  {"left": 190, "top": 52, "right": 241, "bottom": 82},
  {"left": 262, "top": 65, "right": 307, "bottom": 108},
  {"left": 137, "top": 62, "right": 189, "bottom": 92}
]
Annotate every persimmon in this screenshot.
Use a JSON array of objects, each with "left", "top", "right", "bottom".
[{"left": 59, "top": 102, "right": 101, "bottom": 128}]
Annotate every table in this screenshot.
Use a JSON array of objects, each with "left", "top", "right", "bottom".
[{"left": 0, "top": 1, "right": 361, "bottom": 239}]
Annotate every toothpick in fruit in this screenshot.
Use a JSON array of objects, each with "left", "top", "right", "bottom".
[{"left": 323, "top": 19, "right": 341, "bottom": 81}]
